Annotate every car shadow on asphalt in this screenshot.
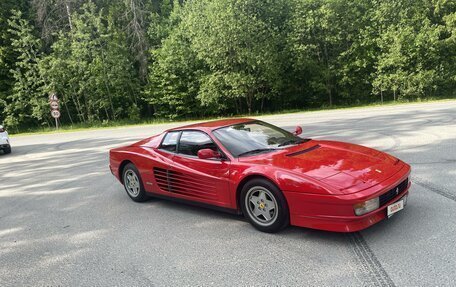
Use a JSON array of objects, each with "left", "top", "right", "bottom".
[{"left": 141, "top": 195, "right": 350, "bottom": 243}]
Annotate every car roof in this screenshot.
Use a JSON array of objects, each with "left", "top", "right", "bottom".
[{"left": 167, "top": 118, "right": 255, "bottom": 132}]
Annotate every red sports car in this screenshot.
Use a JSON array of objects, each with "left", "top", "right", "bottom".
[{"left": 109, "top": 118, "right": 411, "bottom": 233}]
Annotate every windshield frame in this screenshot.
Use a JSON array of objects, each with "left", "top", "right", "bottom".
[{"left": 212, "top": 120, "right": 308, "bottom": 158}]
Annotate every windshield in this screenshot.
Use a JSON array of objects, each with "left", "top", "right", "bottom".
[{"left": 212, "top": 121, "right": 307, "bottom": 157}]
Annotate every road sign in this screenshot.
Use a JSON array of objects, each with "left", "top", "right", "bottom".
[
  {"left": 51, "top": 110, "right": 61, "bottom": 119},
  {"left": 49, "top": 93, "right": 58, "bottom": 102},
  {"left": 50, "top": 100, "right": 59, "bottom": 110},
  {"left": 49, "top": 93, "right": 60, "bottom": 130}
]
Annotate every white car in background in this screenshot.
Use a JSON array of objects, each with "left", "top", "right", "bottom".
[{"left": 0, "top": 125, "right": 11, "bottom": 154}]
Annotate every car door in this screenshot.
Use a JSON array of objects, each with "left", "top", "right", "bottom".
[
  {"left": 150, "top": 131, "right": 181, "bottom": 194},
  {"left": 169, "top": 130, "right": 231, "bottom": 207}
]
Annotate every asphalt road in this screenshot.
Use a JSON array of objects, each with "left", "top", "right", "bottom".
[{"left": 1, "top": 101, "right": 455, "bottom": 286}]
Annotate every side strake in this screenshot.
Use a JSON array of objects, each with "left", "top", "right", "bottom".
[{"left": 153, "top": 167, "right": 218, "bottom": 200}]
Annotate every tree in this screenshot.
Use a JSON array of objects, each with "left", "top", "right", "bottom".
[
  {"left": 0, "top": 0, "right": 29, "bottom": 121},
  {"left": 40, "top": 1, "right": 139, "bottom": 123},
  {"left": 435, "top": 0, "right": 456, "bottom": 96},
  {"left": 4, "top": 10, "right": 46, "bottom": 129},
  {"left": 0, "top": 0, "right": 455, "bottom": 130},
  {"left": 146, "top": 4, "right": 206, "bottom": 119},
  {"left": 183, "top": 0, "right": 289, "bottom": 114},
  {"left": 288, "top": 0, "right": 346, "bottom": 107},
  {"left": 122, "top": 0, "right": 152, "bottom": 82},
  {"left": 372, "top": 0, "right": 443, "bottom": 100}
]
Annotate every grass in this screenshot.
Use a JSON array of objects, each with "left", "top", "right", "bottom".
[{"left": 9, "top": 97, "right": 455, "bottom": 137}]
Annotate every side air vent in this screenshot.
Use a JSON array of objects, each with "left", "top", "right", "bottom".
[
  {"left": 153, "top": 167, "right": 170, "bottom": 192},
  {"left": 153, "top": 167, "right": 217, "bottom": 200},
  {"left": 286, "top": 145, "right": 321, "bottom": 157}
]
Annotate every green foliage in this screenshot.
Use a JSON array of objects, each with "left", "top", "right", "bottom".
[
  {"left": 184, "top": 0, "right": 289, "bottom": 113},
  {"left": 0, "top": 0, "right": 28, "bottom": 118},
  {"left": 0, "top": 0, "right": 455, "bottom": 130},
  {"left": 371, "top": 0, "right": 442, "bottom": 100},
  {"left": 5, "top": 10, "right": 46, "bottom": 128},
  {"left": 40, "top": 1, "right": 139, "bottom": 124},
  {"left": 288, "top": 0, "right": 345, "bottom": 106},
  {"left": 147, "top": 8, "right": 205, "bottom": 119}
]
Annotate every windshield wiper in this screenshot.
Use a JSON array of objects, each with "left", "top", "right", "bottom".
[
  {"left": 278, "top": 138, "right": 307, "bottom": 147},
  {"left": 237, "top": 148, "right": 277, "bottom": 157}
]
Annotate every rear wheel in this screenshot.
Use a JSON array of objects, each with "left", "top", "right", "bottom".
[
  {"left": 240, "top": 178, "right": 289, "bottom": 233},
  {"left": 122, "top": 163, "right": 148, "bottom": 202}
]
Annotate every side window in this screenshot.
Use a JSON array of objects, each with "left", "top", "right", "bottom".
[
  {"left": 178, "top": 131, "right": 217, "bottom": 157},
  {"left": 160, "top": 131, "right": 180, "bottom": 152}
]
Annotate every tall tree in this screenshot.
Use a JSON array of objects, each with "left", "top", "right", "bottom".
[
  {"left": 40, "top": 1, "right": 139, "bottom": 123},
  {"left": 146, "top": 3, "right": 206, "bottom": 119},
  {"left": 183, "top": 0, "right": 289, "bottom": 114},
  {"left": 371, "top": 0, "right": 441, "bottom": 100},
  {"left": 0, "top": 0, "right": 29, "bottom": 121},
  {"left": 288, "top": 0, "right": 348, "bottom": 107},
  {"left": 4, "top": 10, "right": 46, "bottom": 129},
  {"left": 122, "top": 0, "right": 152, "bottom": 82}
]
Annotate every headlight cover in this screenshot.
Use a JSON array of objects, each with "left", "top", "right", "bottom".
[{"left": 354, "top": 197, "right": 380, "bottom": 216}]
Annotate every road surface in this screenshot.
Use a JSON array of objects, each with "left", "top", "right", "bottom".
[{"left": 1, "top": 101, "right": 455, "bottom": 286}]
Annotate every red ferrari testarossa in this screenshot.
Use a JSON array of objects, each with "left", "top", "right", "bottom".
[{"left": 109, "top": 118, "right": 411, "bottom": 233}]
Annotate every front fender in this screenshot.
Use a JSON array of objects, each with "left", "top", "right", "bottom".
[{"left": 231, "top": 165, "right": 339, "bottom": 209}]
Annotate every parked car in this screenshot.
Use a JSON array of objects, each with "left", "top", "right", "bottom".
[
  {"left": 0, "top": 125, "right": 11, "bottom": 154},
  {"left": 109, "top": 118, "right": 411, "bottom": 233}
]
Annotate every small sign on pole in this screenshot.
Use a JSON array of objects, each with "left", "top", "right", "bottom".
[
  {"left": 50, "top": 101, "right": 59, "bottom": 110},
  {"left": 49, "top": 92, "right": 60, "bottom": 130},
  {"left": 49, "top": 92, "right": 58, "bottom": 102},
  {"left": 51, "top": 110, "right": 61, "bottom": 118}
]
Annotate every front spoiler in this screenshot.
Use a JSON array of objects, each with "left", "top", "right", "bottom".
[{"left": 289, "top": 186, "right": 410, "bottom": 232}]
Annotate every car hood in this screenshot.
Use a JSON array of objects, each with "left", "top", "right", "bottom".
[{"left": 239, "top": 140, "right": 404, "bottom": 194}]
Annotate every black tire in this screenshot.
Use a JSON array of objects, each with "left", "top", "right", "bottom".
[
  {"left": 121, "top": 163, "right": 149, "bottom": 202},
  {"left": 3, "top": 145, "right": 11, "bottom": 154},
  {"left": 240, "top": 178, "right": 289, "bottom": 233}
]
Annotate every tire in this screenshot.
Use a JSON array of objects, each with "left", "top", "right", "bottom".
[
  {"left": 3, "top": 145, "right": 11, "bottom": 154},
  {"left": 122, "top": 163, "right": 149, "bottom": 202},
  {"left": 240, "top": 178, "right": 289, "bottom": 233}
]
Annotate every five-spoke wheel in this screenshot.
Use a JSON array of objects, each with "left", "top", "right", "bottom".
[
  {"left": 122, "top": 163, "right": 148, "bottom": 202},
  {"left": 124, "top": 169, "right": 141, "bottom": 197},
  {"left": 245, "top": 187, "right": 278, "bottom": 226},
  {"left": 240, "top": 178, "right": 289, "bottom": 233}
]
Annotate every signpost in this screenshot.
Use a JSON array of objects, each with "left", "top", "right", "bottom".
[
  {"left": 50, "top": 101, "right": 59, "bottom": 110},
  {"left": 51, "top": 110, "right": 61, "bottom": 118},
  {"left": 49, "top": 93, "right": 60, "bottom": 130}
]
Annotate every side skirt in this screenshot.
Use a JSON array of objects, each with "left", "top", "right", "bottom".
[{"left": 146, "top": 191, "right": 242, "bottom": 215}]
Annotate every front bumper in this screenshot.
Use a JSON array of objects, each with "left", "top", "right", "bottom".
[
  {"left": 286, "top": 173, "right": 411, "bottom": 232},
  {"left": 0, "top": 144, "right": 10, "bottom": 149},
  {"left": 0, "top": 137, "right": 9, "bottom": 145}
]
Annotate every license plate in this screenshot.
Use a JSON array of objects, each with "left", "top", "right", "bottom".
[{"left": 387, "top": 200, "right": 404, "bottom": 218}]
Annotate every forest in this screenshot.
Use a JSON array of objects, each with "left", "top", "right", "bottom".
[{"left": 0, "top": 0, "right": 455, "bottom": 131}]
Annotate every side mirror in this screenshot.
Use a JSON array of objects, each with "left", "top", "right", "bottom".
[
  {"left": 0, "top": 125, "right": 4, "bottom": 132},
  {"left": 197, "top": 148, "right": 221, "bottom": 160},
  {"left": 293, "top": 126, "right": 302, "bottom": 136}
]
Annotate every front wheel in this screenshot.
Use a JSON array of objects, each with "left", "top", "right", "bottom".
[
  {"left": 240, "top": 178, "right": 289, "bottom": 233},
  {"left": 3, "top": 145, "right": 11, "bottom": 154},
  {"left": 122, "top": 163, "right": 148, "bottom": 202}
]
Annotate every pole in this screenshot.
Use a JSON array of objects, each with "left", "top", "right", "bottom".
[{"left": 55, "top": 117, "right": 59, "bottom": 130}]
